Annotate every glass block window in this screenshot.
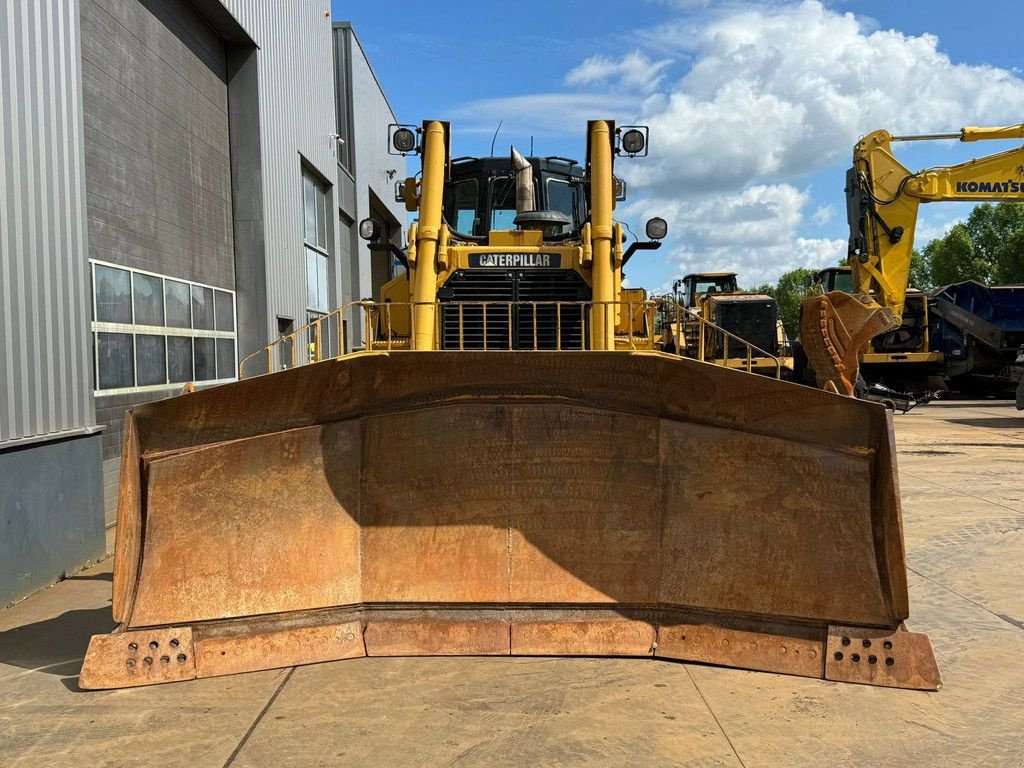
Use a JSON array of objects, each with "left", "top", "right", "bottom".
[{"left": 90, "top": 261, "right": 237, "bottom": 394}]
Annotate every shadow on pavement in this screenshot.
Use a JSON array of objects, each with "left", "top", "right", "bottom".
[
  {"left": 942, "top": 417, "right": 1023, "bottom": 429},
  {"left": 926, "top": 401, "right": 1013, "bottom": 408},
  {"left": 0, "top": 607, "right": 114, "bottom": 677},
  {"left": 66, "top": 572, "right": 113, "bottom": 582}
]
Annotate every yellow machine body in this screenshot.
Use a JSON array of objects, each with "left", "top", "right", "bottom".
[{"left": 80, "top": 121, "right": 938, "bottom": 692}]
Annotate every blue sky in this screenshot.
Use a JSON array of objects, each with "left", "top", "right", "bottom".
[{"left": 332, "top": 0, "right": 1024, "bottom": 290}]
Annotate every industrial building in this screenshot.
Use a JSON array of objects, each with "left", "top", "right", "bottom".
[{"left": 0, "top": 0, "right": 404, "bottom": 605}]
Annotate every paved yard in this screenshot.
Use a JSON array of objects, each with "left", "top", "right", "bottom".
[{"left": 1, "top": 400, "right": 1022, "bottom": 767}]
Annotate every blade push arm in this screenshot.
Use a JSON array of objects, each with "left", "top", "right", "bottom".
[{"left": 849, "top": 124, "right": 1024, "bottom": 320}]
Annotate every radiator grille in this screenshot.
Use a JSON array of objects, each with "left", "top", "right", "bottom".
[{"left": 438, "top": 270, "right": 591, "bottom": 349}]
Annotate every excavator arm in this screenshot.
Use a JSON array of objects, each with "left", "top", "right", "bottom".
[{"left": 803, "top": 123, "right": 1024, "bottom": 394}]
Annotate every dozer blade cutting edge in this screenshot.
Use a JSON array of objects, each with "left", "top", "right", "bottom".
[{"left": 80, "top": 351, "right": 939, "bottom": 691}]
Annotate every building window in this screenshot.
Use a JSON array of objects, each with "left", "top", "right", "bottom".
[
  {"left": 90, "top": 261, "right": 237, "bottom": 395},
  {"left": 333, "top": 28, "right": 354, "bottom": 172},
  {"left": 303, "top": 169, "right": 330, "bottom": 314}
]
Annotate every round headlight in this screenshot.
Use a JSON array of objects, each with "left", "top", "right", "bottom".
[
  {"left": 645, "top": 216, "right": 668, "bottom": 240},
  {"left": 392, "top": 127, "right": 417, "bottom": 153},
  {"left": 621, "top": 128, "right": 646, "bottom": 155},
  {"left": 358, "top": 217, "right": 381, "bottom": 241}
]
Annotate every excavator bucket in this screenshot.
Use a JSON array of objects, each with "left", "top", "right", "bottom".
[
  {"left": 80, "top": 351, "right": 939, "bottom": 691},
  {"left": 800, "top": 291, "right": 898, "bottom": 395}
]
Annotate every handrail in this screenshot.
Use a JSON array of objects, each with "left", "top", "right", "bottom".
[
  {"left": 668, "top": 302, "right": 783, "bottom": 378},
  {"left": 238, "top": 300, "right": 369, "bottom": 378},
  {"left": 238, "top": 297, "right": 779, "bottom": 379}
]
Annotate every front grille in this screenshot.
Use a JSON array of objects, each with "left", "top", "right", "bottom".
[
  {"left": 712, "top": 299, "right": 778, "bottom": 358},
  {"left": 438, "top": 269, "right": 591, "bottom": 350}
]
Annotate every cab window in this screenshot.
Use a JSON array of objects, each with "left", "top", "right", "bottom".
[
  {"left": 832, "top": 272, "right": 853, "bottom": 292},
  {"left": 447, "top": 179, "right": 479, "bottom": 234},
  {"left": 545, "top": 178, "right": 581, "bottom": 234},
  {"left": 490, "top": 177, "right": 517, "bottom": 230}
]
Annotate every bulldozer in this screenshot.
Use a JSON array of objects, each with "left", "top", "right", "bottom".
[
  {"left": 662, "top": 272, "right": 793, "bottom": 377},
  {"left": 801, "top": 123, "right": 1024, "bottom": 397},
  {"left": 80, "top": 120, "right": 939, "bottom": 692}
]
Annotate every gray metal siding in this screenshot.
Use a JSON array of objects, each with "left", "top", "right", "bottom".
[
  {"left": 0, "top": 0, "right": 95, "bottom": 445},
  {"left": 332, "top": 24, "right": 406, "bottom": 347},
  {"left": 80, "top": 0, "right": 235, "bottom": 290},
  {"left": 0, "top": 433, "right": 105, "bottom": 605},
  {"left": 223, "top": 1, "right": 341, "bottom": 344}
]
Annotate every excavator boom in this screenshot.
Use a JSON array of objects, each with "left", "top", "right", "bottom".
[{"left": 802, "top": 123, "right": 1024, "bottom": 394}]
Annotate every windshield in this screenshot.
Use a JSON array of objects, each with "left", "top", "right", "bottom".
[
  {"left": 694, "top": 278, "right": 737, "bottom": 294},
  {"left": 546, "top": 178, "right": 579, "bottom": 234},
  {"left": 490, "top": 177, "right": 518, "bottom": 230},
  {"left": 831, "top": 271, "right": 853, "bottom": 292}
]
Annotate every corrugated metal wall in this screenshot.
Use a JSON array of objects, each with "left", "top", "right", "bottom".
[
  {"left": 0, "top": 0, "right": 95, "bottom": 445},
  {"left": 222, "top": 1, "right": 341, "bottom": 341}
]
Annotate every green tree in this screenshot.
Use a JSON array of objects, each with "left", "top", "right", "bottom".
[
  {"left": 772, "top": 267, "right": 817, "bottom": 339},
  {"left": 920, "top": 203, "right": 1024, "bottom": 286},
  {"left": 908, "top": 248, "right": 932, "bottom": 291},
  {"left": 926, "top": 223, "right": 990, "bottom": 286},
  {"left": 963, "top": 202, "right": 1024, "bottom": 283}
]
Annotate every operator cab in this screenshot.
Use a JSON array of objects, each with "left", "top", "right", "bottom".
[
  {"left": 443, "top": 156, "right": 588, "bottom": 240},
  {"left": 675, "top": 272, "right": 739, "bottom": 308},
  {"left": 815, "top": 266, "right": 853, "bottom": 293}
]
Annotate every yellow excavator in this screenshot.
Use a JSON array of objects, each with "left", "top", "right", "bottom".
[
  {"left": 80, "top": 120, "right": 939, "bottom": 692},
  {"left": 801, "top": 123, "right": 1024, "bottom": 396},
  {"left": 809, "top": 265, "right": 943, "bottom": 411}
]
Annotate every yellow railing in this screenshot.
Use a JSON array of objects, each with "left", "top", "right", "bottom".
[
  {"left": 238, "top": 300, "right": 364, "bottom": 378},
  {"left": 239, "top": 298, "right": 779, "bottom": 379},
  {"left": 665, "top": 303, "right": 783, "bottom": 378}
]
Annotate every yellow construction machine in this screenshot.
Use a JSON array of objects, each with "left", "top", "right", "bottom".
[
  {"left": 801, "top": 123, "right": 1024, "bottom": 396},
  {"left": 809, "top": 265, "right": 944, "bottom": 410},
  {"left": 80, "top": 120, "right": 939, "bottom": 692},
  {"left": 662, "top": 272, "right": 793, "bottom": 377}
]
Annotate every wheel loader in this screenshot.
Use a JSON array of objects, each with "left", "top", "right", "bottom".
[
  {"left": 80, "top": 120, "right": 939, "bottom": 692},
  {"left": 662, "top": 272, "right": 794, "bottom": 377}
]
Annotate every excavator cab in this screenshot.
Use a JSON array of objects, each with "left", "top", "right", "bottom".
[
  {"left": 814, "top": 266, "right": 853, "bottom": 294},
  {"left": 80, "top": 120, "right": 938, "bottom": 693}
]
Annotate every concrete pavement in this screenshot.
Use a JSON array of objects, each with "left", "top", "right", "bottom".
[{"left": 1, "top": 400, "right": 1022, "bottom": 767}]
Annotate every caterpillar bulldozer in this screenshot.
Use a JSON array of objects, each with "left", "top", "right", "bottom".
[
  {"left": 662, "top": 272, "right": 793, "bottom": 377},
  {"left": 80, "top": 120, "right": 939, "bottom": 692},
  {"left": 801, "top": 123, "right": 1024, "bottom": 397}
]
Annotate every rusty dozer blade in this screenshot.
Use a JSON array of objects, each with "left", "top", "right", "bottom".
[
  {"left": 80, "top": 351, "right": 939, "bottom": 691},
  {"left": 800, "top": 291, "right": 898, "bottom": 395}
]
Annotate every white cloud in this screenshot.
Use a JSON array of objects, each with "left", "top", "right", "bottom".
[
  {"left": 565, "top": 51, "right": 673, "bottom": 94},
  {"left": 448, "top": 93, "right": 641, "bottom": 139},
  {"left": 811, "top": 204, "right": 836, "bottom": 226},
  {"left": 623, "top": 184, "right": 845, "bottom": 285},
  {"left": 629, "top": 1, "right": 1024, "bottom": 194},
  {"left": 618, "top": 0, "right": 1024, "bottom": 285},
  {"left": 447, "top": 0, "right": 1024, "bottom": 287}
]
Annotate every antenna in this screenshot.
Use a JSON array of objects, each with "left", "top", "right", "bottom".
[{"left": 490, "top": 120, "right": 503, "bottom": 156}]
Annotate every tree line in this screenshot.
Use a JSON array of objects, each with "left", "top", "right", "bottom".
[{"left": 747, "top": 201, "right": 1024, "bottom": 337}]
